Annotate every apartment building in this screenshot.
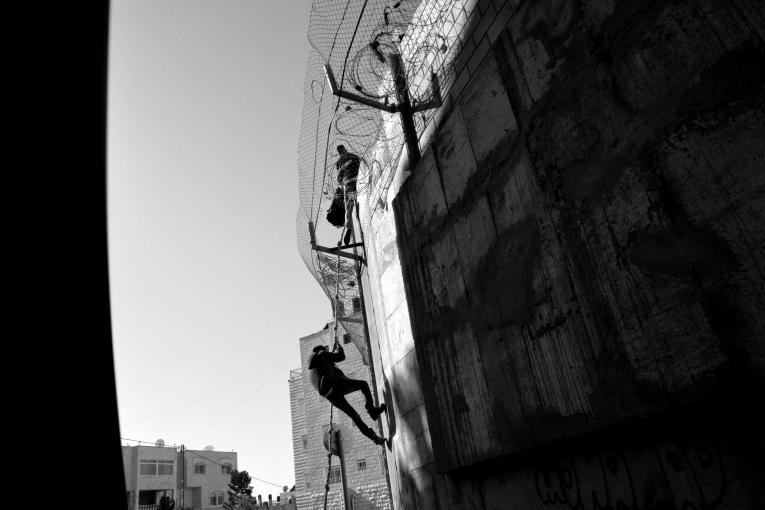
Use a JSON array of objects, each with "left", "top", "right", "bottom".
[
  {"left": 123, "top": 441, "right": 237, "bottom": 510},
  {"left": 289, "top": 322, "right": 391, "bottom": 510}
]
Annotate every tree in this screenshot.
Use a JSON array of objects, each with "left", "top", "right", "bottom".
[{"left": 224, "top": 470, "right": 253, "bottom": 510}]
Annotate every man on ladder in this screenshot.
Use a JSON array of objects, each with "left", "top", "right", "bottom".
[
  {"left": 335, "top": 145, "right": 360, "bottom": 246},
  {"left": 308, "top": 340, "right": 387, "bottom": 445}
]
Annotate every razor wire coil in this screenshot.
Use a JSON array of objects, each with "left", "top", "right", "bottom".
[{"left": 296, "top": 0, "right": 467, "bottom": 363}]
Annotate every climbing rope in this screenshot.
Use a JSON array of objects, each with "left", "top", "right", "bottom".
[
  {"left": 323, "top": 218, "right": 346, "bottom": 510},
  {"left": 322, "top": 404, "right": 335, "bottom": 510}
]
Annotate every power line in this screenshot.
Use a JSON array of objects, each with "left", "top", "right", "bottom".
[
  {"left": 120, "top": 361, "right": 297, "bottom": 491},
  {"left": 122, "top": 351, "right": 295, "bottom": 425},
  {"left": 122, "top": 378, "right": 248, "bottom": 425},
  {"left": 183, "top": 358, "right": 294, "bottom": 443},
  {"left": 121, "top": 436, "right": 180, "bottom": 448},
  {"left": 121, "top": 437, "right": 285, "bottom": 489},
  {"left": 186, "top": 450, "right": 284, "bottom": 489}
]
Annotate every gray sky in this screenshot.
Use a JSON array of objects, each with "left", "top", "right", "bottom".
[{"left": 107, "top": 0, "right": 329, "bottom": 497}]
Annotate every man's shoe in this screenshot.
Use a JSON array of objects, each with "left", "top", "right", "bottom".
[
  {"left": 373, "top": 435, "right": 386, "bottom": 446},
  {"left": 343, "top": 229, "right": 352, "bottom": 245},
  {"left": 369, "top": 404, "right": 386, "bottom": 421}
]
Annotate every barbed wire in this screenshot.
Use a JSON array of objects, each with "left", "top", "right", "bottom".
[{"left": 296, "top": 0, "right": 465, "bottom": 361}]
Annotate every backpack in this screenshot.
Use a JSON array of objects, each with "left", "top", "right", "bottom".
[{"left": 326, "top": 187, "right": 346, "bottom": 227}]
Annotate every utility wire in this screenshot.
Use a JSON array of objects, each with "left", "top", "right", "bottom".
[
  {"left": 121, "top": 437, "right": 285, "bottom": 489},
  {"left": 310, "top": 0, "right": 370, "bottom": 230},
  {"left": 186, "top": 450, "right": 284, "bottom": 489},
  {"left": 122, "top": 351, "right": 294, "bottom": 425},
  {"left": 121, "top": 436, "right": 180, "bottom": 448},
  {"left": 123, "top": 374, "right": 252, "bottom": 425},
  {"left": 184, "top": 358, "right": 294, "bottom": 443}
]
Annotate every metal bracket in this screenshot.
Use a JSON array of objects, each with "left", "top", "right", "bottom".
[
  {"left": 324, "top": 62, "right": 442, "bottom": 115},
  {"left": 309, "top": 221, "right": 366, "bottom": 265},
  {"left": 324, "top": 56, "right": 441, "bottom": 170},
  {"left": 324, "top": 64, "right": 396, "bottom": 113},
  {"left": 337, "top": 314, "right": 364, "bottom": 324}
]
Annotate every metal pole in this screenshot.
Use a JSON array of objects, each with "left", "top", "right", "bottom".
[
  {"left": 352, "top": 213, "right": 394, "bottom": 507},
  {"left": 389, "top": 53, "right": 421, "bottom": 169},
  {"left": 181, "top": 445, "right": 185, "bottom": 509},
  {"left": 336, "top": 429, "right": 352, "bottom": 510}
]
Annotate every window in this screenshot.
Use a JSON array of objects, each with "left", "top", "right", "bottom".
[
  {"left": 210, "top": 493, "right": 217, "bottom": 506},
  {"left": 221, "top": 463, "right": 232, "bottom": 475},
  {"left": 302, "top": 435, "right": 308, "bottom": 449},
  {"left": 217, "top": 494, "right": 224, "bottom": 505},
  {"left": 337, "top": 301, "right": 345, "bottom": 316},
  {"left": 158, "top": 460, "right": 174, "bottom": 475},
  {"left": 140, "top": 459, "right": 173, "bottom": 475},
  {"left": 139, "top": 460, "right": 157, "bottom": 475},
  {"left": 352, "top": 297, "right": 361, "bottom": 313},
  {"left": 328, "top": 465, "right": 341, "bottom": 484},
  {"left": 194, "top": 462, "right": 206, "bottom": 475},
  {"left": 343, "top": 333, "right": 352, "bottom": 344},
  {"left": 357, "top": 458, "right": 366, "bottom": 471}
]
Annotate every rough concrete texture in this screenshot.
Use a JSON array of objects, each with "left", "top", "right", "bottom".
[
  {"left": 358, "top": 166, "right": 431, "bottom": 510},
  {"left": 364, "top": 0, "right": 764, "bottom": 507},
  {"left": 450, "top": 420, "right": 765, "bottom": 510}
]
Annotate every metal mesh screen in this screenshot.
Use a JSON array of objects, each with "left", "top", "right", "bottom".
[{"left": 296, "top": 0, "right": 464, "bottom": 364}]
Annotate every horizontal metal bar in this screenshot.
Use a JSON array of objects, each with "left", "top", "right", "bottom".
[
  {"left": 411, "top": 98, "right": 442, "bottom": 113},
  {"left": 308, "top": 221, "right": 366, "bottom": 264},
  {"left": 337, "top": 316, "right": 364, "bottom": 324},
  {"left": 327, "top": 242, "right": 364, "bottom": 251},
  {"left": 311, "top": 243, "right": 366, "bottom": 264},
  {"left": 337, "top": 90, "right": 397, "bottom": 112},
  {"left": 324, "top": 64, "right": 397, "bottom": 113}
]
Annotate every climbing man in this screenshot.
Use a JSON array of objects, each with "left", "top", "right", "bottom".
[
  {"left": 308, "top": 340, "right": 387, "bottom": 445},
  {"left": 335, "top": 145, "right": 361, "bottom": 245}
]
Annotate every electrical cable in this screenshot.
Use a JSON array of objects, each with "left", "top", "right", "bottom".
[
  {"left": 122, "top": 372, "right": 259, "bottom": 426},
  {"left": 183, "top": 357, "right": 294, "bottom": 443},
  {"left": 186, "top": 451, "right": 284, "bottom": 489},
  {"left": 122, "top": 350, "right": 294, "bottom": 426},
  {"left": 121, "top": 436, "right": 285, "bottom": 489}
]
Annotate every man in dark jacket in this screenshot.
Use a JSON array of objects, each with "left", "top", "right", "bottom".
[
  {"left": 335, "top": 145, "right": 361, "bottom": 245},
  {"left": 308, "top": 342, "right": 387, "bottom": 445}
]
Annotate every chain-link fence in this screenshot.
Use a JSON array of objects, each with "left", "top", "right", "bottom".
[{"left": 296, "top": 0, "right": 465, "bottom": 363}]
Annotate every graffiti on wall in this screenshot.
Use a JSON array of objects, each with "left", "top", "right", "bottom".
[{"left": 534, "top": 437, "right": 725, "bottom": 510}]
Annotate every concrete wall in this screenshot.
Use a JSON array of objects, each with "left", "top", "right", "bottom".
[
  {"left": 292, "top": 325, "right": 392, "bottom": 510},
  {"left": 358, "top": 0, "right": 764, "bottom": 508}
]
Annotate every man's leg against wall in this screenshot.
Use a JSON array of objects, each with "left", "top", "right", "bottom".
[
  {"left": 328, "top": 393, "right": 381, "bottom": 443},
  {"left": 342, "top": 189, "right": 355, "bottom": 244},
  {"left": 336, "top": 378, "right": 374, "bottom": 410},
  {"left": 344, "top": 196, "right": 354, "bottom": 230}
]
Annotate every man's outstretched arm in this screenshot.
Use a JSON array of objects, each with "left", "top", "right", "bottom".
[{"left": 328, "top": 345, "right": 346, "bottom": 362}]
